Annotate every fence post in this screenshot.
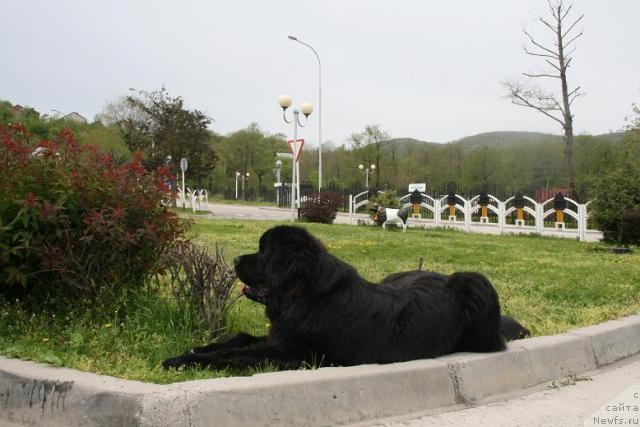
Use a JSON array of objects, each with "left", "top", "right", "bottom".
[
  {"left": 498, "top": 201, "right": 505, "bottom": 235},
  {"left": 434, "top": 200, "right": 441, "bottom": 227},
  {"left": 464, "top": 200, "right": 471, "bottom": 232},
  {"left": 579, "top": 204, "right": 586, "bottom": 241},
  {"left": 349, "top": 194, "right": 353, "bottom": 225},
  {"left": 535, "top": 202, "right": 543, "bottom": 234}
]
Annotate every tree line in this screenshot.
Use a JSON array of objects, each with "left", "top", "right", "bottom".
[{"left": 2, "top": 95, "right": 635, "bottom": 202}]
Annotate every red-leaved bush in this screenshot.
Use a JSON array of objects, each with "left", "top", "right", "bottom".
[
  {"left": 299, "top": 192, "right": 344, "bottom": 224},
  {"left": 0, "top": 124, "right": 188, "bottom": 302}
]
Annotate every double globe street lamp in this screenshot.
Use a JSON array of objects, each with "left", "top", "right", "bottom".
[
  {"left": 359, "top": 164, "right": 376, "bottom": 190},
  {"left": 278, "top": 95, "right": 313, "bottom": 221},
  {"left": 235, "top": 171, "right": 250, "bottom": 201}
]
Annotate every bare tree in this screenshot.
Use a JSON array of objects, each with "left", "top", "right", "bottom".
[{"left": 504, "top": 0, "right": 584, "bottom": 190}]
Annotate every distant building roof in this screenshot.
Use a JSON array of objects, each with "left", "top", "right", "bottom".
[
  {"left": 11, "top": 104, "right": 24, "bottom": 115},
  {"left": 63, "top": 112, "right": 88, "bottom": 124}
]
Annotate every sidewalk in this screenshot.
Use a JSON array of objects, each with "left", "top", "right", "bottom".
[{"left": 368, "top": 353, "right": 640, "bottom": 427}]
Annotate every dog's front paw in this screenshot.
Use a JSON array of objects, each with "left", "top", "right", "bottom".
[{"left": 162, "top": 355, "right": 190, "bottom": 370}]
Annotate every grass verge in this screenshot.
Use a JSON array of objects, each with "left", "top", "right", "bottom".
[{"left": 1, "top": 218, "right": 639, "bottom": 383}]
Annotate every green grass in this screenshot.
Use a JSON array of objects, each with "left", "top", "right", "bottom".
[
  {"left": 1, "top": 218, "right": 639, "bottom": 383},
  {"left": 207, "top": 197, "right": 277, "bottom": 207}
]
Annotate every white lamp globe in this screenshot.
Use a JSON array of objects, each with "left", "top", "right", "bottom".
[
  {"left": 358, "top": 164, "right": 364, "bottom": 170},
  {"left": 278, "top": 94, "right": 292, "bottom": 110},
  {"left": 371, "top": 164, "right": 376, "bottom": 170},
  {"left": 300, "top": 101, "right": 313, "bottom": 117}
]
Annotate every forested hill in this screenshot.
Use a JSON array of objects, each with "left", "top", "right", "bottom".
[
  {"left": 307, "top": 129, "right": 630, "bottom": 199},
  {"left": 452, "top": 131, "right": 562, "bottom": 150},
  {"left": 389, "top": 131, "right": 624, "bottom": 149}
]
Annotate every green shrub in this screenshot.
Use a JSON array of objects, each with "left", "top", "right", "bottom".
[
  {"left": 591, "top": 135, "right": 640, "bottom": 245},
  {"left": 368, "top": 190, "right": 401, "bottom": 210},
  {"left": 619, "top": 207, "right": 640, "bottom": 245},
  {"left": 366, "top": 190, "right": 401, "bottom": 222},
  {"left": 0, "top": 124, "right": 189, "bottom": 302}
]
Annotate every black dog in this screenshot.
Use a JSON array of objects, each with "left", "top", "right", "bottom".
[
  {"left": 163, "top": 225, "right": 524, "bottom": 370},
  {"left": 378, "top": 270, "right": 530, "bottom": 341}
]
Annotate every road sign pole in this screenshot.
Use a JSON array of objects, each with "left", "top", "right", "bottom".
[
  {"left": 291, "top": 111, "right": 298, "bottom": 221},
  {"left": 179, "top": 158, "right": 188, "bottom": 210},
  {"left": 181, "top": 170, "right": 185, "bottom": 210}
]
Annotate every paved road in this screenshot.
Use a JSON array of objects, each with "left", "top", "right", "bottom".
[
  {"left": 366, "top": 354, "right": 640, "bottom": 427},
  {"left": 201, "top": 202, "right": 368, "bottom": 224},
  {"left": 196, "top": 202, "right": 602, "bottom": 241}
]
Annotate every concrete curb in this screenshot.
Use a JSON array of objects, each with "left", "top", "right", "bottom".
[{"left": 1, "top": 314, "right": 639, "bottom": 426}]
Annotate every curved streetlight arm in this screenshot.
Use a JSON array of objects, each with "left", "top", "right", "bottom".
[
  {"left": 289, "top": 37, "right": 321, "bottom": 72},
  {"left": 282, "top": 109, "right": 293, "bottom": 124},
  {"left": 296, "top": 113, "right": 309, "bottom": 127},
  {"left": 282, "top": 109, "right": 309, "bottom": 127}
]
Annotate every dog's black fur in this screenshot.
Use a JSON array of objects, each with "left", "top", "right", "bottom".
[{"left": 163, "top": 225, "right": 526, "bottom": 370}]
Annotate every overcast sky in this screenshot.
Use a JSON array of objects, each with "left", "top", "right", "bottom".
[{"left": 2, "top": 1, "right": 639, "bottom": 146}]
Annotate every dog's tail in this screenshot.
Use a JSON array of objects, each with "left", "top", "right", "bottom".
[{"left": 448, "top": 272, "right": 506, "bottom": 352}]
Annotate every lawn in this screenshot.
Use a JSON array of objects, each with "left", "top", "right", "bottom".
[{"left": 1, "top": 218, "right": 639, "bottom": 384}]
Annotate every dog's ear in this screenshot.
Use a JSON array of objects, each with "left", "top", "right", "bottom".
[{"left": 264, "top": 226, "right": 324, "bottom": 296}]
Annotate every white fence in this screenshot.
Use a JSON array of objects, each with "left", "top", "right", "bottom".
[
  {"left": 349, "top": 192, "right": 602, "bottom": 242},
  {"left": 176, "top": 188, "right": 209, "bottom": 212}
]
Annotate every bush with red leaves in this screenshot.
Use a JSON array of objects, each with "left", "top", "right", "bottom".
[
  {"left": 299, "top": 192, "right": 344, "bottom": 224},
  {"left": 0, "top": 124, "right": 189, "bottom": 302}
]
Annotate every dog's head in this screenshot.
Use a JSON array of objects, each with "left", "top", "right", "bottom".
[{"left": 235, "top": 226, "right": 329, "bottom": 310}]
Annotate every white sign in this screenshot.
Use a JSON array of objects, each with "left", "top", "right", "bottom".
[
  {"left": 287, "top": 139, "right": 304, "bottom": 161},
  {"left": 276, "top": 152, "right": 293, "bottom": 159},
  {"left": 179, "top": 157, "right": 188, "bottom": 172},
  {"left": 408, "top": 183, "right": 426, "bottom": 192}
]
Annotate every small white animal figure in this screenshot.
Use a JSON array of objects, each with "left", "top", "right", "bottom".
[{"left": 374, "top": 206, "right": 410, "bottom": 232}]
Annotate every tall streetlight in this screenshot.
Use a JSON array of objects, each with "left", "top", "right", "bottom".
[
  {"left": 278, "top": 94, "right": 313, "bottom": 221},
  {"left": 288, "top": 35, "right": 322, "bottom": 192},
  {"left": 358, "top": 164, "right": 376, "bottom": 190}
]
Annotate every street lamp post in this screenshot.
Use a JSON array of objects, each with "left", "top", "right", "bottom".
[
  {"left": 358, "top": 164, "right": 376, "bottom": 190},
  {"left": 235, "top": 171, "right": 250, "bottom": 201},
  {"left": 273, "top": 159, "right": 282, "bottom": 206},
  {"left": 288, "top": 35, "right": 322, "bottom": 192},
  {"left": 235, "top": 172, "right": 239, "bottom": 201},
  {"left": 278, "top": 95, "right": 313, "bottom": 221}
]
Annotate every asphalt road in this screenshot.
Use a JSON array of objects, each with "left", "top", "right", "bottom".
[
  {"left": 366, "top": 354, "right": 640, "bottom": 427},
  {"left": 200, "top": 202, "right": 367, "bottom": 224}
]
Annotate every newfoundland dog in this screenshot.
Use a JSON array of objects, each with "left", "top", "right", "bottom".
[{"left": 162, "top": 225, "right": 528, "bottom": 370}]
